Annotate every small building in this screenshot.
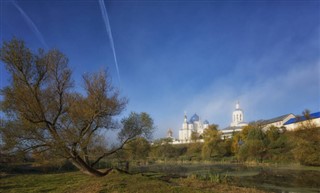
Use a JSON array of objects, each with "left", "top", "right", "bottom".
[
  {"left": 284, "top": 112, "right": 320, "bottom": 131},
  {"left": 258, "top": 113, "right": 296, "bottom": 131}
]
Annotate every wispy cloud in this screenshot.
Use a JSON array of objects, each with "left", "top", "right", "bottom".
[
  {"left": 183, "top": 62, "right": 320, "bottom": 129},
  {"left": 98, "top": 0, "right": 121, "bottom": 85},
  {"left": 11, "top": 0, "right": 48, "bottom": 49}
]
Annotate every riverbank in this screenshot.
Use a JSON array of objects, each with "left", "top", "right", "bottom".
[{"left": 129, "top": 162, "right": 320, "bottom": 193}]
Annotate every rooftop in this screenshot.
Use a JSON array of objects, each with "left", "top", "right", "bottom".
[
  {"left": 189, "top": 113, "right": 199, "bottom": 123},
  {"left": 259, "top": 114, "right": 294, "bottom": 125},
  {"left": 284, "top": 112, "right": 320, "bottom": 125}
]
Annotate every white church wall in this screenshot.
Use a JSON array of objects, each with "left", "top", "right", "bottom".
[
  {"left": 285, "top": 117, "right": 320, "bottom": 131},
  {"left": 178, "top": 113, "right": 210, "bottom": 143},
  {"left": 262, "top": 114, "right": 295, "bottom": 131}
]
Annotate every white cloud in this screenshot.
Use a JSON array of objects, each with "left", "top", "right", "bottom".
[{"left": 182, "top": 62, "right": 319, "bottom": 130}]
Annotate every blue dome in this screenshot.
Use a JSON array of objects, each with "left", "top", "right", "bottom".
[
  {"left": 189, "top": 113, "right": 199, "bottom": 123},
  {"left": 203, "top": 120, "right": 209, "bottom": 124}
]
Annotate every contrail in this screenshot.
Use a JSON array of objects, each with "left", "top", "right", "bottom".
[
  {"left": 11, "top": 0, "right": 48, "bottom": 49},
  {"left": 98, "top": 0, "right": 121, "bottom": 85}
]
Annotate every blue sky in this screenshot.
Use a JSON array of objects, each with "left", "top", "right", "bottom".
[{"left": 0, "top": 0, "right": 319, "bottom": 139}]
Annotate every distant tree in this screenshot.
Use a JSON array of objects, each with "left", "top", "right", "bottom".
[
  {"left": 283, "top": 109, "right": 320, "bottom": 165},
  {"left": 149, "top": 138, "right": 177, "bottom": 160},
  {"left": 190, "top": 131, "right": 199, "bottom": 142},
  {"left": 231, "top": 132, "right": 242, "bottom": 155},
  {"left": 0, "top": 39, "right": 154, "bottom": 176},
  {"left": 264, "top": 126, "right": 291, "bottom": 161},
  {"left": 149, "top": 138, "right": 191, "bottom": 161},
  {"left": 236, "top": 125, "right": 294, "bottom": 163},
  {"left": 123, "top": 137, "right": 151, "bottom": 161},
  {"left": 238, "top": 125, "right": 268, "bottom": 162},
  {"left": 265, "top": 126, "right": 281, "bottom": 142},
  {"left": 152, "top": 138, "right": 173, "bottom": 145},
  {"left": 239, "top": 125, "right": 251, "bottom": 141},
  {"left": 289, "top": 126, "right": 320, "bottom": 166},
  {"left": 296, "top": 109, "right": 317, "bottom": 130},
  {"left": 222, "top": 138, "right": 233, "bottom": 157},
  {"left": 201, "top": 124, "right": 225, "bottom": 159},
  {"left": 186, "top": 142, "right": 203, "bottom": 160}
]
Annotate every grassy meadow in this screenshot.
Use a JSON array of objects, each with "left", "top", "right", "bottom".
[{"left": 0, "top": 169, "right": 267, "bottom": 193}]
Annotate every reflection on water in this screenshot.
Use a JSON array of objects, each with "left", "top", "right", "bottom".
[{"left": 131, "top": 163, "right": 320, "bottom": 193}]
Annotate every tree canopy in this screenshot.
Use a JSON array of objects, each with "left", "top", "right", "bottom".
[{"left": 0, "top": 39, "right": 154, "bottom": 176}]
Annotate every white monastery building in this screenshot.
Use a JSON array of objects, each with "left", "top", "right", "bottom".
[
  {"left": 178, "top": 113, "right": 209, "bottom": 143},
  {"left": 168, "top": 101, "right": 320, "bottom": 144},
  {"left": 260, "top": 114, "right": 295, "bottom": 131},
  {"left": 283, "top": 112, "right": 320, "bottom": 131}
]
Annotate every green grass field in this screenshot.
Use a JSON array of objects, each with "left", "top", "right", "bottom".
[{"left": 0, "top": 170, "right": 266, "bottom": 193}]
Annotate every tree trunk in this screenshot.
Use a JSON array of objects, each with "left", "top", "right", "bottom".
[{"left": 70, "top": 156, "right": 112, "bottom": 177}]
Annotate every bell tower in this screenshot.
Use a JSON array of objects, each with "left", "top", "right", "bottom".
[{"left": 231, "top": 101, "right": 244, "bottom": 127}]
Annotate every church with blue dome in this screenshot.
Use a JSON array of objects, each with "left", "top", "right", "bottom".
[{"left": 178, "top": 113, "right": 209, "bottom": 143}]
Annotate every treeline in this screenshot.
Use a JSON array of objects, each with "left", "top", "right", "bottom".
[
  {"left": 116, "top": 122, "right": 320, "bottom": 166},
  {"left": 2, "top": 122, "right": 319, "bottom": 169}
]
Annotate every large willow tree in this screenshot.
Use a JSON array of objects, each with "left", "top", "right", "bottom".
[{"left": 0, "top": 39, "right": 154, "bottom": 176}]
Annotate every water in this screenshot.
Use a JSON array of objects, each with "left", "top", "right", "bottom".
[{"left": 130, "top": 163, "right": 320, "bottom": 193}]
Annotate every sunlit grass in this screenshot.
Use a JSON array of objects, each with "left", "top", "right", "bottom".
[
  {"left": 0, "top": 170, "right": 267, "bottom": 193},
  {"left": 0, "top": 172, "right": 96, "bottom": 193}
]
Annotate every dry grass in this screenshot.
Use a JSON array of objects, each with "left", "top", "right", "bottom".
[{"left": 0, "top": 170, "right": 268, "bottom": 193}]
